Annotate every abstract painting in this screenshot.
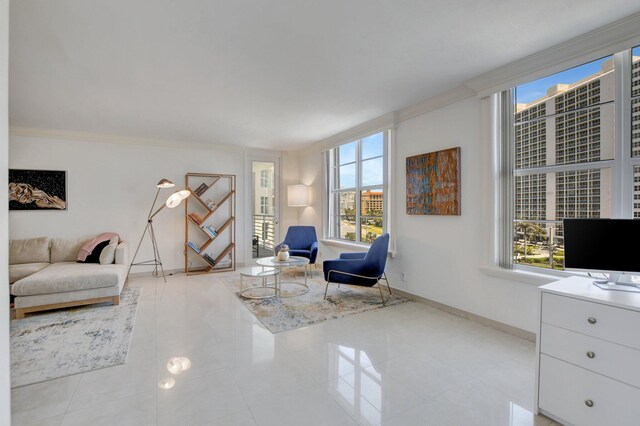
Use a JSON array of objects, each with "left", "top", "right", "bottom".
[
  {"left": 9, "top": 169, "right": 67, "bottom": 210},
  {"left": 406, "top": 147, "right": 460, "bottom": 215}
]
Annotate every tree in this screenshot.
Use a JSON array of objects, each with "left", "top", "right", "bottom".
[
  {"left": 364, "top": 232, "right": 378, "bottom": 243},
  {"left": 515, "top": 222, "right": 546, "bottom": 261}
]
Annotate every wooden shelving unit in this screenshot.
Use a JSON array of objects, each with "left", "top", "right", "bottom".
[{"left": 184, "top": 173, "right": 236, "bottom": 275}]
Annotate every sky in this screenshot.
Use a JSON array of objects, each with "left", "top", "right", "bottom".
[
  {"left": 515, "top": 56, "right": 611, "bottom": 104},
  {"left": 338, "top": 132, "right": 384, "bottom": 189}
]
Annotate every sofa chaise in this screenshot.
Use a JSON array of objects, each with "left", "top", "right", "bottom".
[{"left": 9, "top": 236, "right": 128, "bottom": 319}]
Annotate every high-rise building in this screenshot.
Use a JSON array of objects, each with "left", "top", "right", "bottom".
[
  {"left": 515, "top": 56, "right": 640, "bottom": 243},
  {"left": 514, "top": 59, "right": 620, "bottom": 246},
  {"left": 632, "top": 57, "right": 640, "bottom": 217}
]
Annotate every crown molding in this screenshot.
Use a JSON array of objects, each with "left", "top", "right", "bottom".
[
  {"left": 465, "top": 11, "right": 640, "bottom": 97},
  {"left": 9, "top": 126, "right": 248, "bottom": 153},
  {"left": 305, "top": 84, "right": 477, "bottom": 154},
  {"left": 311, "top": 112, "right": 398, "bottom": 152},
  {"left": 397, "top": 85, "right": 476, "bottom": 123}
]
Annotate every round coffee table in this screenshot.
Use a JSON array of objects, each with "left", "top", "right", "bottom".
[
  {"left": 239, "top": 266, "right": 280, "bottom": 299},
  {"left": 256, "top": 256, "right": 310, "bottom": 297}
]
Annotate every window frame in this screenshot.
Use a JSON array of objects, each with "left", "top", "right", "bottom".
[
  {"left": 326, "top": 130, "right": 389, "bottom": 245},
  {"left": 259, "top": 170, "right": 269, "bottom": 188},
  {"left": 260, "top": 196, "right": 269, "bottom": 215},
  {"left": 499, "top": 49, "right": 640, "bottom": 274}
]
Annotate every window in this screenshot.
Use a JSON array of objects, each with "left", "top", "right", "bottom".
[
  {"left": 327, "top": 131, "right": 388, "bottom": 243},
  {"left": 260, "top": 196, "right": 269, "bottom": 214},
  {"left": 498, "top": 47, "right": 640, "bottom": 272},
  {"left": 260, "top": 170, "right": 270, "bottom": 188}
]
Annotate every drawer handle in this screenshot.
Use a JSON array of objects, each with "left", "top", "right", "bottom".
[
  {"left": 585, "top": 399, "right": 594, "bottom": 407},
  {"left": 587, "top": 317, "right": 597, "bottom": 324},
  {"left": 586, "top": 351, "right": 596, "bottom": 359}
]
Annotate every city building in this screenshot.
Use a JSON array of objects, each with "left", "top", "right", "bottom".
[
  {"left": 514, "top": 59, "right": 624, "bottom": 246},
  {"left": 360, "top": 190, "right": 383, "bottom": 214}
]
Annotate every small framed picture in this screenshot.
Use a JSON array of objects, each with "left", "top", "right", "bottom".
[{"left": 8, "top": 169, "right": 67, "bottom": 211}]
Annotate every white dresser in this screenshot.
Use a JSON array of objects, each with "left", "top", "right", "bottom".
[{"left": 537, "top": 276, "right": 640, "bottom": 425}]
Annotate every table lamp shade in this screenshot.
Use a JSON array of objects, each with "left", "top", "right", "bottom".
[{"left": 288, "top": 184, "right": 309, "bottom": 207}]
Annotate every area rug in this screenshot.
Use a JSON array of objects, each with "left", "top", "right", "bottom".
[
  {"left": 10, "top": 287, "right": 141, "bottom": 388},
  {"left": 222, "top": 269, "right": 410, "bottom": 333}
]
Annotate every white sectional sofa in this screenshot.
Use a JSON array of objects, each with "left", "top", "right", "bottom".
[{"left": 9, "top": 237, "right": 128, "bottom": 319}]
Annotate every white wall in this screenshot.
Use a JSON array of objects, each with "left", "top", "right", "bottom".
[
  {"left": 299, "top": 97, "right": 542, "bottom": 333},
  {"left": 0, "top": 0, "right": 10, "bottom": 423},
  {"left": 9, "top": 135, "right": 246, "bottom": 272},
  {"left": 280, "top": 151, "right": 303, "bottom": 233}
]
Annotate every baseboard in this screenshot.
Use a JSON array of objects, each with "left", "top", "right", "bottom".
[{"left": 391, "top": 288, "right": 536, "bottom": 343}]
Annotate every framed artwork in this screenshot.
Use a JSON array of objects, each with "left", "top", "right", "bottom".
[
  {"left": 406, "top": 147, "right": 460, "bottom": 215},
  {"left": 9, "top": 169, "right": 67, "bottom": 211}
]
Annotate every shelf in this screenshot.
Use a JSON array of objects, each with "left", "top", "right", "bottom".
[
  {"left": 201, "top": 191, "right": 235, "bottom": 222},
  {"left": 188, "top": 242, "right": 233, "bottom": 272},
  {"left": 189, "top": 188, "right": 215, "bottom": 212},
  {"left": 186, "top": 243, "right": 201, "bottom": 254},
  {"left": 190, "top": 176, "right": 221, "bottom": 199},
  {"left": 187, "top": 215, "right": 205, "bottom": 228},
  {"left": 213, "top": 243, "right": 235, "bottom": 265},
  {"left": 187, "top": 216, "right": 234, "bottom": 253},
  {"left": 216, "top": 217, "right": 234, "bottom": 236},
  {"left": 185, "top": 173, "right": 236, "bottom": 275}
]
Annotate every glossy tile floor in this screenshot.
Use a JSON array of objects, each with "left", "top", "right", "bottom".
[{"left": 12, "top": 273, "right": 559, "bottom": 426}]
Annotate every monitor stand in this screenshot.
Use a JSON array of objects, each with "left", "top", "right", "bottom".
[{"left": 593, "top": 273, "right": 640, "bottom": 293}]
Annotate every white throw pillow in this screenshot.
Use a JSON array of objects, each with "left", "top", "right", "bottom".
[{"left": 99, "top": 236, "right": 119, "bottom": 264}]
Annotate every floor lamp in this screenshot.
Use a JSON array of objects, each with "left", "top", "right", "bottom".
[{"left": 129, "top": 179, "right": 190, "bottom": 281}]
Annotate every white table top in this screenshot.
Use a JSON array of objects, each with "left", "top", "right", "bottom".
[
  {"left": 256, "top": 256, "right": 310, "bottom": 268},
  {"left": 540, "top": 276, "right": 640, "bottom": 312}
]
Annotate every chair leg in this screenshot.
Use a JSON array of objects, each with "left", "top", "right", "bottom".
[
  {"left": 377, "top": 281, "right": 386, "bottom": 306},
  {"left": 383, "top": 272, "right": 392, "bottom": 295},
  {"left": 324, "top": 271, "right": 336, "bottom": 300}
]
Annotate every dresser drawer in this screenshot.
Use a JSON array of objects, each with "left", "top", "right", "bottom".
[
  {"left": 540, "top": 323, "right": 640, "bottom": 388},
  {"left": 539, "top": 355, "right": 640, "bottom": 426},
  {"left": 541, "top": 292, "right": 640, "bottom": 350}
]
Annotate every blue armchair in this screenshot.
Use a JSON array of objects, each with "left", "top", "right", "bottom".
[
  {"left": 322, "top": 233, "right": 391, "bottom": 305},
  {"left": 274, "top": 226, "right": 319, "bottom": 264}
]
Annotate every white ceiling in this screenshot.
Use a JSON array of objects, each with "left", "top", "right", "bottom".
[{"left": 9, "top": 0, "right": 640, "bottom": 150}]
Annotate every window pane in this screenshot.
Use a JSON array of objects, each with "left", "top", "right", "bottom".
[
  {"left": 513, "top": 221, "right": 564, "bottom": 270},
  {"left": 361, "top": 189, "right": 383, "bottom": 243},
  {"left": 337, "top": 192, "right": 356, "bottom": 241},
  {"left": 339, "top": 142, "right": 356, "bottom": 165},
  {"left": 515, "top": 103, "right": 615, "bottom": 168},
  {"left": 338, "top": 164, "right": 356, "bottom": 189},
  {"left": 362, "top": 132, "right": 383, "bottom": 160},
  {"left": 361, "top": 157, "right": 383, "bottom": 187},
  {"left": 515, "top": 56, "right": 614, "bottom": 121},
  {"left": 633, "top": 98, "right": 640, "bottom": 158},
  {"left": 632, "top": 46, "right": 640, "bottom": 98},
  {"left": 515, "top": 168, "right": 611, "bottom": 221}
]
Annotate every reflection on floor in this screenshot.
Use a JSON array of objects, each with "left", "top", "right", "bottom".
[{"left": 11, "top": 273, "right": 558, "bottom": 426}]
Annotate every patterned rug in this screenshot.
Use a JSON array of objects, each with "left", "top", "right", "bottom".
[
  {"left": 10, "top": 287, "right": 141, "bottom": 388},
  {"left": 222, "top": 268, "right": 410, "bottom": 333}
]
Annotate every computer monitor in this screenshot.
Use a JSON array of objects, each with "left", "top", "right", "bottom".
[{"left": 563, "top": 218, "right": 640, "bottom": 292}]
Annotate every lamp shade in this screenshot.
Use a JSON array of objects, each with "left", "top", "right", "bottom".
[
  {"left": 288, "top": 184, "right": 309, "bottom": 207},
  {"left": 156, "top": 179, "right": 175, "bottom": 189},
  {"left": 165, "top": 190, "right": 191, "bottom": 208}
]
